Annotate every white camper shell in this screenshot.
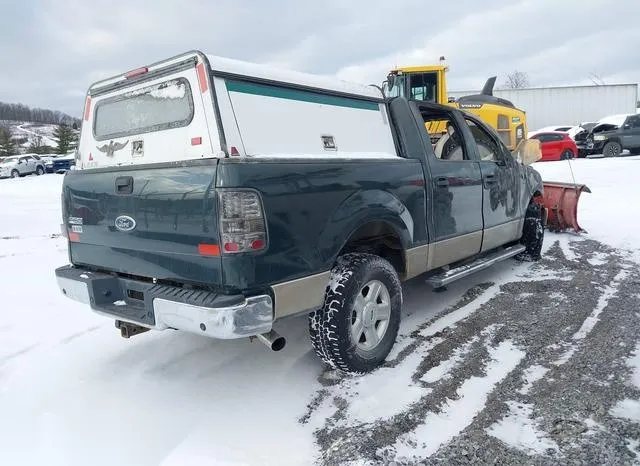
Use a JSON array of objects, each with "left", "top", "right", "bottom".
[{"left": 77, "top": 50, "right": 397, "bottom": 170}]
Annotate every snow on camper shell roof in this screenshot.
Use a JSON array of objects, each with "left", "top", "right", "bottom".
[{"left": 206, "top": 54, "right": 383, "bottom": 100}]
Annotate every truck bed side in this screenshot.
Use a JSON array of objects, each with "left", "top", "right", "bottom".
[{"left": 215, "top": 157, "right": 427, "bottom": 317}]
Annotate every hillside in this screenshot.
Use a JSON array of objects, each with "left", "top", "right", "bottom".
[
  {"left": 0, "top": 101, "right": 81, "bottom": 155},
  {"left": 0, "top": 120, "right": 79, "bottom": 155}
]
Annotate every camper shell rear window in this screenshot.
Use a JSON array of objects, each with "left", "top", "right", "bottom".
[{"left": 93, "top": 78, "right": 195, "bottom": 141}]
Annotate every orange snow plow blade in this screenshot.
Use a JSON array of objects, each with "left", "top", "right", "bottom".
[{"left": 540, "top": 182, "right": 591, "bottom": 233}]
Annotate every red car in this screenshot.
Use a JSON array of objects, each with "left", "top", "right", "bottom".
[{"left": 528, "top": 131, "right": 578, "bottom": 161}]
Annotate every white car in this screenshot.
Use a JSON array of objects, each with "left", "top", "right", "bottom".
[
  {"left": 527, "top": 125, "right": 573, "bottom": 139},
  {"left": 0, "top": 154, "right": 46, "bottom": 179}
]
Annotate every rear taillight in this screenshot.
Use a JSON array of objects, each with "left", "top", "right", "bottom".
[{"left": 218, "top": 190, "right": 267, "bottom": 254}]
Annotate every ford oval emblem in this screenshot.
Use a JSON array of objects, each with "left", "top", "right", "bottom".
[{"left": 115, "top": 215, "right": 136, "bottom": 231}]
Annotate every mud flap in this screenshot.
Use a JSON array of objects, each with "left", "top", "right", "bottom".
[{"left": 540, "top": 182, "right": 591, "bottom": 233}]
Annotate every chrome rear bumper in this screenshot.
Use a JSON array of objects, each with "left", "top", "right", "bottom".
[{"left": 55, "top": 265, "right": 273, "bottom": 339}]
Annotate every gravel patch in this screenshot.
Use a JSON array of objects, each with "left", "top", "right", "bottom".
[{"left": 300, "top": 237, "right": 640, "bottom": 465}]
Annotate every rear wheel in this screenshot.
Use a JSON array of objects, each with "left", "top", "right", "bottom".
[
  {"left": 308, "top": 253, "right": 402, "bottom": 374},
  {"left": 603, "top": 141, "right": 622, "bottom": 157},
  {"left": 516, "top": 200, "right": 544, "bottom": 261},
  {"left": 560, "top": 149, "right": 574, "bottom": 160}
]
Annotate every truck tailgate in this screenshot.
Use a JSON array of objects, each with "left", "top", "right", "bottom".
[{"left": 62, "top": 162, "right": 222, "bottom": 286}]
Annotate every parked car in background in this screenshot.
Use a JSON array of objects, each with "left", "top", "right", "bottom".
[
  {"left": 50, "top": 152, "right": 76, "bottom": 173},
  {"left": 567, "top": 122, "right": 597, "bottom": 145},
  {"left": 41, "top": 153, "right": 60, "bottom": 173},
  {"left": 0, "top": 154, "right": 46, "bottom": 178},
  {"left": 527, "top": 125, "right": 573, "bottom": 138},
  {"left": 577, "top": 113, "right": 640, "bottom": 157},
  {"left": 528, "top": 131, "right": 578, "bottom": 161}
]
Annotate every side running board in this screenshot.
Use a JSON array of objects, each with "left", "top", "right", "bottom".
[{"left": 425, "top": 244, "right": 526, "bottom": 288}]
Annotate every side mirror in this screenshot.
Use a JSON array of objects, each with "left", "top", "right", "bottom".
[
  {"left": 387, "top": 73, "right": 396, "bottom": 90},
  {"left": 623, "top": 124, "right": 631, "bottom": 130},
  {"left": 513, "top": 139, "right": 542, "bottom": 165}
]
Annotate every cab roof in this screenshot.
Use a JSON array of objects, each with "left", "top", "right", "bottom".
[{"left": 389, "top": 65, "right": 448, "bottom": 74}]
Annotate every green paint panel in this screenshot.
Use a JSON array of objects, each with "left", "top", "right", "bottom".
[{"left": 225, "top": 80, "right": 380, "bottom": 111}]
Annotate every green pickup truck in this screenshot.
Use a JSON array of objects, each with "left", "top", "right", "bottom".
[{"left": 55, "top": 50, "right": 545, "bottom": 373}]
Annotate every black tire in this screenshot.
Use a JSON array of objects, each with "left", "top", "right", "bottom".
[
  {"left": 10, "top": 169, "right": 19, "bottom": 178},
  {"left": 308, "top": 253, "right": 402, "bottom": 374},
  {"left": 560, "top": 150, "right": 574, "bottom": 160},
  {"left": 516, "top": 201, "right": 544, "bottom": 261},
  {"left": 36, "top": 166, "right": 44, "bottom": 175},
  {"left": 603, "top": 141, "right": 622, "bottom": 157}
]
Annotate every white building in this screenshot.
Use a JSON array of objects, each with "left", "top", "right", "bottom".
[{"left": 449, "top": 83, "right": 638, "bottom": 131}]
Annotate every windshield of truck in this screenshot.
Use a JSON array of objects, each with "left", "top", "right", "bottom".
[
  {"left": 385, "top": 72, "right": 438, "bottom": 102},
  {"left": 93, "top": 78, "right": 194, "bottom": 141},
  {"left": 409, "top": 72, "right": 438, "bottom": 102}
]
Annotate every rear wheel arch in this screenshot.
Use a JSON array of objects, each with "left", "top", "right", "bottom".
[
  {"left": 337, "top": 219, "right": 408, "bottom": 278},
  {"left": 318, "top": 189, "right": 418, "bottom": 274}
]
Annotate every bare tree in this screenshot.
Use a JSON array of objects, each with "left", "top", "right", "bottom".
[
  {"left": 28, "top": 135, "right": 44, "bottom": 154},
  {"left": 502, "top": 70, "right": 530, "bottom": 89},
  {"left": 589, "top": 72, "right": 606, "bottom": 86}
]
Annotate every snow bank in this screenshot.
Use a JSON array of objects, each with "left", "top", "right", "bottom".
[{"left": 532, "top": 156, "right": 640, "bottom": 263}]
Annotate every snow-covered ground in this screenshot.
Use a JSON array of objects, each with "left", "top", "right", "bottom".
[
  {"left": 1, "top": 156, "right": 640, "bottom": 465},
  {"left": 14, "top": 123, "right": 58, "bottom": 149},
  {"left": 532, "top": 155, "right": 640, "bottom": 263}
]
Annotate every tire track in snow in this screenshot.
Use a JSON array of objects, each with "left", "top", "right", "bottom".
[
  {"left": 305, "top": 238, "right": 640, "bottom": 464},
  {"left": 553, "top": 268, "right": 630, "bottom": 366},
  {"left": 304, "top": 284, "right": 502, "bottom": 464},
  {"left": 392, "top": 339, "right": 525, "bottom": 461}
]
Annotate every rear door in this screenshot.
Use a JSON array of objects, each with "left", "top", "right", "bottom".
[
  {"left": 461, "top": 114, "right": 522, "bottom": 252},
  {"left": 64, "top": 52, "right": 225, "bottom": 284},
  {"left": 17, "top": 156, "right": 31, "bottom": 174},
  {"left": 419, "top": 104, "right": 484, "bottom": 269}
]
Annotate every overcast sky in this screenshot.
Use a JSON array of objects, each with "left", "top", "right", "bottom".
[{"left": 1, "top": 0, "right": 638, "bottom": 117}]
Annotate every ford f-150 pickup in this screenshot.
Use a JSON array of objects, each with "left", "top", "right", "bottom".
[{"left": 54, "top": 50, "right": 545, "bottom": 373}]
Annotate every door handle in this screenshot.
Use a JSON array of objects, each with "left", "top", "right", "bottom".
[
  {"left": 483, "top": 174, "right": 497, "bottom": 187},
  {"left": 434, "top": 176, "right": 449, "bottom": 188},
  {"left": 115, "top": 176, "right": 134, "bottom": 194}
]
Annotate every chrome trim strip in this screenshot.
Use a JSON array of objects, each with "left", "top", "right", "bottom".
[
  {"left": 271, "top": 271, "right": 331, "bottom": 319},
  {"left": 426, "top": 244, "right": 526, "bottom": 288}
]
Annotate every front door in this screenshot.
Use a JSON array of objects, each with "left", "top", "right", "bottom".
[
  {"left": 419, "top": 105, "right": 484, "bottom": 269},
  {"left": 622, "top": 115, "right": 640, "bottom": 149},
  {"left": 461, "top": 114, "right": 522, "bottom": 252}
]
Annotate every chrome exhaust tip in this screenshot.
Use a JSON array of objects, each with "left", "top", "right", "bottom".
[{"left": 257, "top": 330, "right": 286, "bottom": 351}]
